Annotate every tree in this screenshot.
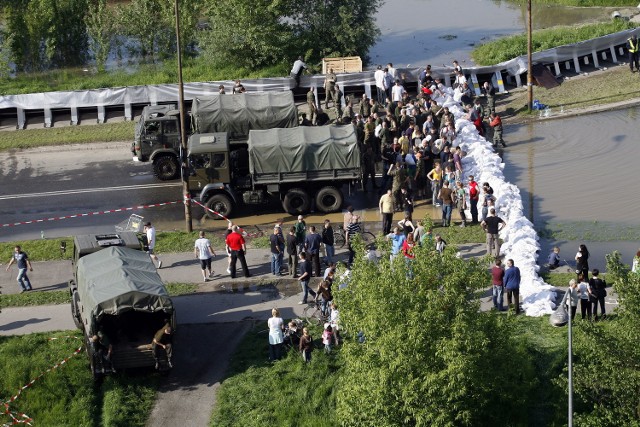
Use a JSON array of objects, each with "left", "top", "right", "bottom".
[
  {"left": 85, "top": 0, "right": 114, "bottom": 72},
  {"left": 335, "top": 239, "right": 535, "bottom": 426},
  {"left": 568, "top": 251, "right": 640, "bottom": 426},
  {"left": 0, "top": 32, "right": 13, "bottom": 79}
]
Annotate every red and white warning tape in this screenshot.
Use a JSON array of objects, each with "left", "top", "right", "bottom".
[
  {"left": 2, "top": 336, "right": 83, "bottom": 427},
  {"left": 0, "top": 201, "right": 181, "bottom": 228}
]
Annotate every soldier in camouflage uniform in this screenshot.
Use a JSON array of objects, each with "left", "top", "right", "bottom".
[
  {"left": 324, "top": 68, "right": 337, "bottom": 109},
  {"left": 334, "top": 84, "right": 343, "bottom": 119},
  {"left": 307, "top": 87, "right": 317, "bottom": 124},
  {"left": 359, "top": 94, "right": 371, "bottom": 118}
]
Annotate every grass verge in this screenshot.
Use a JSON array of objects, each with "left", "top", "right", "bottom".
[
  {"left": 472, "top": 20, "right": 638, "bottom": 65},
  {"left": 210, "top": 323, "right": 340, "bottom": 427},
  {"left": 0, "top": 331, "right": 158, "bottom": 427},
  {"left": 211, "top": 315, "right": 568, "bottom": 425},
  {"left": 0, "top": 122, "right": 134, "bottom": 151},
  {"left": 0, "top": 283, "right": 198, "bottom": 309}
]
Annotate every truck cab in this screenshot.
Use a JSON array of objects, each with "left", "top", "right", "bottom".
[{"left": 133, "top": 105, "right": 182, "bottom": 180}]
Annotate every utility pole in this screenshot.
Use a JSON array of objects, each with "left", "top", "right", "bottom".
[
  {"left": 174, "top": 0, "right": 192, "bottom": 232},
  {"left": 527, "top": 0, "right": 533, "bottom": 111}
]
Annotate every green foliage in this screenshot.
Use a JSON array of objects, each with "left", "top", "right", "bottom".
[
  {"left": 4, "top": 0, "right": 89, "bottom": 72},
  {"left": 565, "top": 251, "right": 640, "bottom": 425},
  {"left": 472, "top": 20, "right": 638, "bottom": 66},
  {"left": 335, "top": 243, "right": 535, "bottom": 425},
  {"left": 0, "top": 122, "right": 134, "bottom": 150},
  {"left": 85, "top": 0, "right": 115, "bottom": 72},
  {"left": 199, "top": 0, "right": 381, "bottom": 69},
  {"left": 0, "top": 32, "right": 14, "bottom": 79},
  {"left": 211, "top": 325, "right": 340, "bottom": 426},
  {"left": 0, "top": 290, "right": 71, "bottom": 308},
  {"left": 0, "top": 332, "right": 158, "bottom": 426}
]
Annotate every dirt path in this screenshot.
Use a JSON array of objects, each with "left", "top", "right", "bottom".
[{"left": 146, "top": 322, "right": 253, "bottom": 427}]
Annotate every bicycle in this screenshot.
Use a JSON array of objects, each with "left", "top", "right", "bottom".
[
  {"left": 303, "top": 300, "right": 330, "bottom": 326},
  {"left": 334, "top": 224, "right": 376, "bottom": 249}
]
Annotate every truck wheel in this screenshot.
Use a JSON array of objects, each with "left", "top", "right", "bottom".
[
  {"left": 282, "top": 188, "right": 311, "bottom": 215},
  {"left": 315, "top": 186, "right": 343, "bottom": 213},
  {"left": 205, "top": 194, "right": 233, "bottom": 219},
  {"left": 153, "top": 155, "right": 179, "bottom": 181},
  {"left": 71, "top": 291, "right": 83, "bottom": 330}
]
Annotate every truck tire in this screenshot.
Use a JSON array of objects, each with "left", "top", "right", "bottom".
[
  {"left": 71, "top": 291, "right": 83, "bottom": 330},
  {"left": 153, "top": 155, "right": 179, "bottom": 181},
  {"left": 282, "top": 188, "right": 311, "bottom": 215},
  {"left": 205, "top": 194, "right": 233, "bottom": 219},
  {"left": 315, "top": 186, "right": 343, "bottom": 213}
]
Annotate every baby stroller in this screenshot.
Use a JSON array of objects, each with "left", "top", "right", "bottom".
[{"left": 283, "top": 318, "right": 304, "bottom": 351}]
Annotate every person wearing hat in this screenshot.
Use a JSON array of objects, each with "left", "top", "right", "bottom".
[{"left": 144, "top": 221, "right": 162, "bottom": 269}]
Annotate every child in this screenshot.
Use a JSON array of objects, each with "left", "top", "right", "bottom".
[
  {"left": 322, "top": 324, "right": 334, "bottom": 354},
  {"left": 547, "top": 247, "right": 560, "bottom": 270},
  {"left": 299, "top": 327, "right": 313, "bottom": 362}
]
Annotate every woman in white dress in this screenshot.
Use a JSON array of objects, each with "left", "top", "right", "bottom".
[{"left": 267, "top": 308, "right": 284, "bottom": 361}]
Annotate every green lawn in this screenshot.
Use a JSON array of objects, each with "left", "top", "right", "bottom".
[{"left": 0, "top": 331, "right": 159, "bottom": 427}]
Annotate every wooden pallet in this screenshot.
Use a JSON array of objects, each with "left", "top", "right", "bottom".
[{"left": 322, "top": 56, "right": 362, "bottom": 74}]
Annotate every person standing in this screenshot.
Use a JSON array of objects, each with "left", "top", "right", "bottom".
[
  {"left": 504, "top": 259, "right": 521, "bottom": 314},
  {"left": 267, "top": 308, "right": 284, "bottom": 361},
  {"left": 426, "top": 162, "right": 443, "bottom": 207},
  {"left": 437, "top": 180, "right": 455, "bottom": 227},
  {"left": 299, "top": 327, "right": 313, "bottom": 363},
  {"left": 379, "top": 188, "right": 394, "bottom": 235},
  {"left": 152, "top": 324, "right": 173, "bottom": 369},
  {"left": 322, "top": 220, "right": 335, "bottom": 266},
  {"left": 194, "top": 231, "right": 216, "bottom": 282},
  {"left": 562, "top": 279, "right": 579, "bottom": 321},
  {"left": 491, "top": 257, "right": 505, "bottom": 311},
  {"left": 294, "top": 215, "right": 307, "bottom": 254},
  {"left": 577, "top": 274, "right": 592, "bottom": 320},
  {"left": 324, "top": 68, "right": 337, "bottom": 109},
  {"left": 290, "top": 56, "right": 307, "bottom": 88},
  {"left": 374, "top": 65, "right": 386, "bottom": 105},
  {"left": 91, "top": 331, "right": 114, "bottom": 373},
  {"left": 286, "top": 227, "right": 298, "bottom": 277},
  {"left": 386, "top": 226, "right": 406, "bottom": 264},
  {"left": 144, "top": 222, "right": 162, "bottom": 269},
  {"left": 575, "top": 244, "right": 590, "bottom": 281},
  {"left": 589, "top": 269, "right": 607, "bottom": 320},
  {"left": 225, "top": 225, "right": 250, "bottom": 278},
  {"left": 304, "top": 226, "right": 323, "bottom": 277},
  {"left": 627, "top": 34, "right": 639, "bottom": 72},
  {"left": 345, "top": 215, "right": 362, "bottom": 267},
  {"left": 489, "top": 113, "right": 506, "bottom": 148},
  {"left": 454, "top": 181, "right": 468, "bottom": 227},
  {"left": 269, "top": 228, "right": 284, "bottom": 277},
  {"left": 298, "top": 252, "right": 316, "bottom": 304},
  {"left": 334, "top": 85, "right": 343, "bottom": 118},
  {"left": 6, "top": 245, "right": 33, "bottom": 293},
  {"left": 481, "top": 208, "right": 506, "bottom": 258},
  {"left": 483, "top": 81, "right": 496, "bottom": 115},
  {"left": 468, "top": 175, "right": 480, "bottom": 224},
  {"left": 307, "top": 87, "right": 317, "bottom": 124}
]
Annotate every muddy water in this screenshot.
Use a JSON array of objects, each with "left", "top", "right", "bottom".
[
  {"left": 502, "top": 107, "right": 640, "bottom": 270},
  {"left": 370, "top": 0, "right": 619, "bottom": 67}
]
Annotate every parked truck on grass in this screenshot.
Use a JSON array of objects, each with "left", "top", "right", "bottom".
[
  {"left": 187, "top": 124, "right": 362, "bottom": 218},
  {"left": 132, "top": 92, "right": 298, "bottom": 180},
  {"left": 68, "top": 233, "right": 175, "bottom": 379}
]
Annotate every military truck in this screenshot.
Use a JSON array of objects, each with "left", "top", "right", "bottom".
[
  {"left": 68, "top": 233, "right": 175, "bottom": 378},
  {"left": 132, "top": 92, "right": 298, "bottom": 180},
  {"left": 187, "top": 125, "right": 361, "bottom": 218}
]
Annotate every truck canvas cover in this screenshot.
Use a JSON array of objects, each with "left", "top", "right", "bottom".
[
  {"left": 190, "top": 92, "right": 298, "bottom": 139},
  {"left": 76, "top": 246, "right": 173, "bottom": 335},
  {"left": 247, "top": 125, "right": 360, "bottom": 181}
]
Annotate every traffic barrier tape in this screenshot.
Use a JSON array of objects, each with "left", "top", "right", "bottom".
[
  {"left": 2, "top": 336, "right": 83, "bottom": 427},
  {"left": 0, "top": 201, "right": 181, "bottom": 228},
  {"left": 190, "top": 200, "right": 251, "bottom": 236}
]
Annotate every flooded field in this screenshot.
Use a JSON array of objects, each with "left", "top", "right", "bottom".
[{"left": 502, "top": 107, "right": 640, "bottom": 269}]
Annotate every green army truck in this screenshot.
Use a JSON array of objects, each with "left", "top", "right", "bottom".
[
  {"left": 68, "top": 233, "right": 175, "bottom": 378},
  {"left": 187, "top": 125, "right": 362, "bottom": 219},
  {"left": 132, "top": 92, "right": 298, "bottom": 180}
]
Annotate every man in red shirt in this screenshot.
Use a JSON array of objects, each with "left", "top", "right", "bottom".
[
  {"left": 468, "top": 175, "right": 480, "bottom": 224},
  {"left": 491, "top": 257, "right": 505, "bottom": 311},
  {"left": 225, "top": 225, "right": 251, "bottom": 278}
]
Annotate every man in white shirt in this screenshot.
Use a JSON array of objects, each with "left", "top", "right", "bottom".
[
  {"left": 290, "top": 56, "right": 307, "bottom": 88},
  {"left": 194, "top": 231, "right": 216, "bottom": 281},
  {"left": 391, "top": 80, "right": 406, "bottom": 103},
  {"left": 144, "top": 221, "right": 162, "bottom": 269},
  {"left": 374, "top": 65, "right": 386, "bottom": 105}
]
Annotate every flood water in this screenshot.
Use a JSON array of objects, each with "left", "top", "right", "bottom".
[
  {"left": 370, "top": 0, "right": 619, "bottom": 67},
  {"left": 502, "top": 107, "right": 640, "bottom": 270}
]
